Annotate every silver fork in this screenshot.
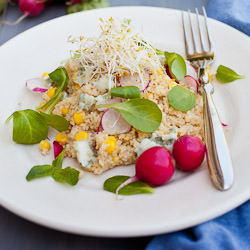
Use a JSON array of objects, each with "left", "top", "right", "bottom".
[{"left": 182, "top": 7, "right": 234, "bottom": 191}]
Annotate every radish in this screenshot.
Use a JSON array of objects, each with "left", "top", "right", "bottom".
[
  {"left": 53, "top": 141, "right": 63, "bottom": 158},
  {"left": 185, "top": 60, "right": 198, "bottom": 80},
  {"left": 222, "top": 123, "right": 228, "bottom": 127},
  {"left": 26, "top": 78, "right": 48, "bottom": 93},
  {"left": 119, "top": 70, "right": 150, "bottom": 91},
  {"left": 19, "top": 0, "right": 44, "bottom": 16},
  {"left": 101, "top": 109, "right": 131, "bottom": 134},
  {"left": 96, "top": 97, "right": 122, "bottom": 111},
  {"left": 180, "top": 75, "right": 199, "bottom": 94},
  {"left": 172, "top": 135, "right": 205, "bottom": 171},
  {"left": 115, "top": 147, "right": 175, "bottom": 196}
]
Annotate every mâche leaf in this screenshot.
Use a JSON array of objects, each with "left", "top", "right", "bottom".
[
  {"left": 26, "top": 165, "right": 55, "bottom": 181},
  {"left": 104, "top": 176, "right": 154, "bottom": 195},
  {"left": 37, "top": 67, "right": 69, "bottom": 114},
  {"left": 168, "top": 86, "right": 196, "bottom": 111},
  {"left": 67, "top": 0, "right": 109, "bottom": 14},
  {"left": 165, "top": 52, "right": 186, "bottom": 81},
  {"left": 110, "top": 86, "right": 141, "bottom": 99},
  {"left": 96, "top": 98, "right": 162, "bottom": 132},
  {"left": 9, "top": 109, "right": 48, "bottom": 144},
  {"left": 40, "top": 112, "right": 69, "bottom": 132},
  {"left": 52, "top": 148, "right": 66, "bottom": 170},
  {"left": 216, "top": 65, "right": 245, "bottom": 83},
  {"left": 52, "top": 167, "right": 80, "bottom": 186}
]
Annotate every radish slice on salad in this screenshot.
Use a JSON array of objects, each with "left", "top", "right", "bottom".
[
  {"left": 96, "top": 97, "right": 122, "bottom": 111},
  {"left": 101, "top": 109, "right": 131, "bottom": 134},
  {"left": 119, "top": 70, "right": 150, "bottom": 91},
  {"left": 53, "top": 141, "right": 63, "bottom": 158},
  {"left": 180, "top": 75, "right": 199, "bottom": 94},
  {"left": 185, "top": 60, "right": 198, "bottom": 80},
  {"left": 26, "top": 78, "right": 48, "bottom": 93}
]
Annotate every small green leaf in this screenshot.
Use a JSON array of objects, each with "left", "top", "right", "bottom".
[
  {"left": 168, "top": 86, "right": 196, "bottom": 111},
  {"left": 0, "top": 0, "right": 6, "bottom": 13},
  {"left": 216, "top": 65, "right": 245, "bottom": 83},
  {"left": 26, "top": 165, "right": 55, "bottom": 181},
  {"left": 165, "top": 52, "right": 186, "bottom": 81},
  {"left": 40, "top": 112, "right": 69, "bottom": 132},
  {"left": 104, "top": 176, "right": 154, "bottom": 195},
  {"left": 67, "top": 0, "right": 109, "bottom": 14},
  {"left": 110, "top": 86, "right": 141, "bottom": 99},
  {"left": 52, "top": 148, "right": 66, "bottom": 170},
  {"left": 10, "top": 109, "right": 48, "bottom": 144},
  {"left": 52, "top": 167, "right": 79, "bottom": 186},
  {"left": 37, "top": 67, "right": 69, "bottom": 114},
  {"left": 96, "top": 98, "right": 162, "bottom": 132}
]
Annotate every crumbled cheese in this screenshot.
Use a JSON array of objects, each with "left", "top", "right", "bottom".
[
  {"left": 93, "top": 75, "right": 114, "bottom": 92},
  {"left": 135, "top": 128, "right": 177, "bottom": 156},
  {"left": 79, "top": 93, "right": 97, "bottom": 110},
  {"left": 74, "top": 140, "right": 95, "bottom": 169}
]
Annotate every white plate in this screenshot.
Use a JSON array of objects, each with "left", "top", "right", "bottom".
[{"left": 0, "top": 7, "right": 250, "bottom": 237}]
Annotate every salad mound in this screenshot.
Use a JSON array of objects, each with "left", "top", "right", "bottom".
[{"left": 44, "top": 18, "right": 204, "bottom": 174}]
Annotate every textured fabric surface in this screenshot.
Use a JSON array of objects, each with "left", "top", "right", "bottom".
[
  {"left": 207, "top": 0, "right": 250, "bottom": 36},
  {"left": 147, "top": 200, "right": 250, "bottom": 250},
  {"left": 147, "top": 0, "right": 250, "bottom": 249}
]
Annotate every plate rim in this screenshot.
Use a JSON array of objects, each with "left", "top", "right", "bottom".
[{"left": 0, "top": 6, "right": 250, "bottom": 237}]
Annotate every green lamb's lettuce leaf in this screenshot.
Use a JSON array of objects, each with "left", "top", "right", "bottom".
[
  {"left": 52, "top": 167, "right": 80, "bottom": 186},
  {"left": 104, "top": 176, "right": 154, "bottom": 195},
  {"left": 7, "top": 109, "right": 48, "bottom": 144},
  {"left": 216, "top": 65, "right": 245, "bottom": 83},
  {"left": 37, "top": 67, "right": 69, "bottom": 114},
  {"left": 67, "top": 0, "right": 109, "bottom": 14},
  {"left": 168, "top": 86, "right": 196, "bottom": 111},
  {"left": 96, "top": 98, "right": 162, "bottom": 132},
  {"left": 26, "top": 165, "right": 56, "bottom": 181},
  {"left": 165, "top": 52, "right": 186, "bottom": 81},
  {"left": 110, "top": 86, "right": 141, "bottom": 99},
  {"left": 39, "top": 112, "right": 69, "bottom": 132},
  {"left": 52, "top": 148, "right": 66, "bottom": 170}
]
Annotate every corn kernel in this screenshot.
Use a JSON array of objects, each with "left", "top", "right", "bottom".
[
  {"left": 75, "top": 132, "right": 89, "bottom": 141},
  {"left": 39, "top": 140, "right": 50, "bottom": 150},
  {"left": 74, "top": 84, "right": 81, "bottom": 90},
  {"left": 208, "top": 73, "right": 213, "bottom": 83},
  {"left": 56, "top": 133, "right": 68, "bottom": 145},
  {"left": 73, "top": 112, "right": 84, "bottom": 125},
  {"left": 108, "top": 136, "right": 116, "bottom": 142},
  {"left": 47, "top": 87, "right": 57, "bottom": 98},
  {"left": 169, "top": 82, "right": 177, "bottom": 89},
  {"left": 105, "top": 140, "right": 116, "bottom": 154},
  {"left": 146, "top": 92, "right": 152, "bottom": 99},
  {"left": 157, "top": 68, "right": 163, "bottom": 75},
  {"left": 61, "top": 107, "right": 69, "bottom": 115},
  {"left": 42, "top": 72, "right": 49, "bottom": 78}
]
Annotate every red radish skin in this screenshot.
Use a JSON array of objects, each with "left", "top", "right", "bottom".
[
  {"left": 115, "top": 147, "right": 175, "bottom": 197},
  {"left": 173, "top": 135, "right": 205, "bottom": 171},
  {"left": 19, "top": 0, "right": 44, "bottom": 16},
  {"left": 180, "top": 75, "right": 199, "bottom": 94},
  {"left": 53, "top": 141, "right": 63, "bottom": 158}
]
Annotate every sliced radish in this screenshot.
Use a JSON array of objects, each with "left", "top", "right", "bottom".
[
  {"left": 26, "top": 78, "right": 48, "bottom": 93},
  {"left": 53, "top": 141, "right": 63, "bottom": 158},
  {"left": 119, "top": 70, "right": 150, "bottom": 91},
  {"left": 222, "top": 123, "right": 228, "bottom": 127},
  {"left": 101, "top": 109, "right": 131, "bottom": 134},
  {"left": 180, "top": 75, "right": 199, "bottom": 94},
  {"left": 185, "top": 60, "right": 198, "bottom": 80},
  {"left": 96, "top": 97, "right": 122, "bottom": 111}
]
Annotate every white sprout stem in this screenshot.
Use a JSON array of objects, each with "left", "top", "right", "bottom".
[{"left": 115, "top": 176, "right": 139, "bottom": 199}]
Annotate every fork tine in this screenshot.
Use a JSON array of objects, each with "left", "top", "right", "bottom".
[
  {"left": 182, "top": 11, "right": 192, "bottom": 56},
  {"left": 195, "top": 8, "right": 205, "bottom": 52},
  {"left": 188, "top": 9, "right": 199, "bottom": 53},
  {"left": 202, "top": 6, "right": 214, "bottom": 52}
]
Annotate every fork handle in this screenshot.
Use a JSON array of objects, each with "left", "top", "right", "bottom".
[{"left": 200, "top": 80, "right": 234, "bottom": 191}]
